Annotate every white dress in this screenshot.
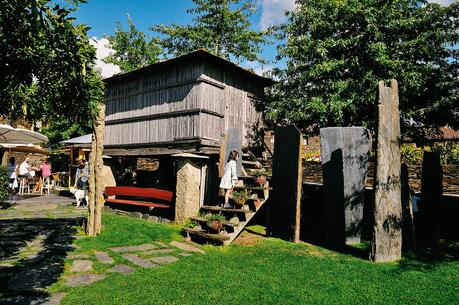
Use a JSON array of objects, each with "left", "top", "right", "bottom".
[{"left": 219, "top": 160, "right": 237, "bottom": 189}]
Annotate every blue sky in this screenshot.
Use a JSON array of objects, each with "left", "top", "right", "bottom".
[{"left": 73, "top": 0, "right": 296, "bottom": 78}]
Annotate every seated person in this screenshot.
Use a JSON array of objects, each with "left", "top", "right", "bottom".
[{"left": 19, "top": 157, "right": 39, "bottom": 179}]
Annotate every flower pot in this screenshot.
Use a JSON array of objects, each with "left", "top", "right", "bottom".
[
  {"left": 233, "top": 196, "right": 246, "bottom": 207},
  {"left": 254, "top": 175, "right": 266, "bottom": 186},
  {"left": 207, "top": 220, "right": 223, "bottom": 232}
]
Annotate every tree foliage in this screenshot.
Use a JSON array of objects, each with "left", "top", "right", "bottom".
[
  {"left": 104, "top": 15, "right": 162, "bottom": 73},
  {"left": 0, "top": 0, "right": 104, "bottom": 128},
  {"left": 152, "top": 0, "right": 268, "bottom": 63},
  {"left": 267, "top": 0, "right": 459, "bottom": 140},
  {"left": 0, "top": 166, "right": 10, "bottom": 204}
]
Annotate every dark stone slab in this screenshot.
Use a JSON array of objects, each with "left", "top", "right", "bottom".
[
  {"left": 320, "top": 127, "right": 371, "bottom": 246},
  {"left": 220, "top": 128, "right": 243, "bottom": 176},
  {"left": 140, "top": 248, "right": 175, "bottom": 256},
  {"left": 269, "top": 125, "right": 303, "bottom": 242},
  {"left": 107, "top": 264, "right": 135, "bottom": 274},
  {"left": 70, "top": 260, "right": 93, "bottom": 273},
  {"left": 170, "top": 241, "right": 205, "bottom": 254},
  {"left": 121, "top": 254, "right": 157, "bottom": 268},
  {"left": 67, "top": 253, "right": 90, "bottom": 259},
  {"left": 149, "top": 256, "right": 179, "bottom": 265},
  {"left": 94, "top": 251, "right": 114, "bottom": 264},
  {"left": 64, "top": 274, "right": 106, "bottom": 287},
  {"left": 110, "top": 244, "right": 157, "bottom": 253}
]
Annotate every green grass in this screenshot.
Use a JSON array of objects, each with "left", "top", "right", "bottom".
[{"left": 54, "top": 214, "right": 459, "bottom": 305}]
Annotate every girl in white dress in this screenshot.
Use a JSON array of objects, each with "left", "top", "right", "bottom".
[{"left": 219, "top": 150, "right": 239, "bottom": 208}]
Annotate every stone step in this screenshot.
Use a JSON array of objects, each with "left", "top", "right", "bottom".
[
  {"left": 189, "top": 216, "right": 240, "bottom": 233},
  {"left": 182, "top": 228, "right": 230, "bottom": 245},
  {"left": 201, "top": 205, "right": 254, "bottom": 214}
]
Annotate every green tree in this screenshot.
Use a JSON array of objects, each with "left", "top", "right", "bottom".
[
  {"left": 267, "top": 0, "right": 458, "bottom": 140},
  {"left": 0, "top": 0, "right": 103, "bottom": 126},
  {"left": 104, "top": 15, "right": 162, "bottom": 72},
  {"left": 152, "top": 0, "right": 268, "bottom": 63}
]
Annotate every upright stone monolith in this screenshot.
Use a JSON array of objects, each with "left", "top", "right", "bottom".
[
  {"left": 320, "top": 127, "right": 371, "bottom": 247},
  {"left": 370, "top": 80, "right": 402, "bottom": 263},
  {"left": 269, "top": 125, "right": 303, "bottom": 242},
  {"left": 419, "top": 152, "right": 443, "bottom": 253}
]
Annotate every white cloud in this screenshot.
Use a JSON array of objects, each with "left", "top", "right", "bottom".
[
  {"left": 427, "top": 0, "right": 456, "bottom": 5},
  {"left": 258, "top": 0, "right": 297, "bottom": 30},
  {"left": 89, "top": 37, "right": 121, "bottom": 79}
]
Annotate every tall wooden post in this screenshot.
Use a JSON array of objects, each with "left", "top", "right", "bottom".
[
  {"left": 87, "top": 103, "right": 106, "bottom": 236},
  {"left": 370, "top": 80, "right": 402, "bottom": 262}
]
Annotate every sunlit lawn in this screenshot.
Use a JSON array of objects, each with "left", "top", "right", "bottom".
[{"left": 52, "top": 214, "right": 459, "bottom": 305}]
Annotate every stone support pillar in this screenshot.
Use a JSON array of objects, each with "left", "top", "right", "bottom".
[{"left": 173, "top": 153, "right": 209, "bottom": 224}]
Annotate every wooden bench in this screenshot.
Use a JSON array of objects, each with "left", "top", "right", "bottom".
[{"left": 104, "top": 186, "right": 173, "bottom": 209}]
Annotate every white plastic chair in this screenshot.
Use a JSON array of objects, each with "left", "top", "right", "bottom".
[
  {"left": 18, "top": 177, "right": 30, "bottom": 194},
  {"left": 41, "top": 176, "right": 51, "bottom": 195}
]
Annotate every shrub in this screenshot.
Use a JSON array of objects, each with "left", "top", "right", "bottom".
[
  {"left": 448, "top": 144, "right": 459, "bottom": 164},
  {"left": 0, "top": 166, "right": 11, "bottom": 203},
  {"left": 400, "top": 144, "right": 423, "bottom": 165}
]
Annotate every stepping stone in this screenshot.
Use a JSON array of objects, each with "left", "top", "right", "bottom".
[
  {"left": 39, "top": 293, "right": 67, "bottom": 305},
  {"left": 122, "top": 254, "right": 157, "bottom": 268},
  {"left": 155, "top": 241, "right": 168, "bottom": 248},
  {"left": 95, "top": 251, "right": 114, "bottom": 264},
  {"left": 107, "top": 264, "right": 135, "bottom": 274},
  {"left": 178, "top": 252, "right": 193, "bottom": 257},
  {"left": 170, "top": 241, "right": 205, "bottom": 254},
  {"left": 64, "top": 274, "right": 106, "bottom": 287},
  {"left": 110, "top": 244, "right": 157, "bottom": 253},
  {"left": 68, "top": 253, "right": 90, "bottom": 259},
  {"left": 70, "top": 260, "right": 93, "bottom": 273},
  {"left": 140, "top": 248, "right": 174, "bottom": 256},
  {"left": 149, "top": 256, "right": 179, "bottom": 265}
]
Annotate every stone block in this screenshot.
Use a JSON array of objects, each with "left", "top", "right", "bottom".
[{"left": 320, "top": 127, "right": 371, "bottom": 246}]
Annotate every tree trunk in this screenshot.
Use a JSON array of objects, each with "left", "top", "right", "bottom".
[
  {"left": 370, "top": 80, "right": 402, "bottom": 262},
  {"left": 86, "top": 103, "right": 106, "bottom": 236}
]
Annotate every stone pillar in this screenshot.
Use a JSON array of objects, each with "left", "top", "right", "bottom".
[
  {"left": 173, "top": 154, "right": 209, "bottom": 224},
  {"left": 370, "top": 80, "right": 402, "bottom": 263},
  {"left": 320, "top": 127, "right": 372, "bottom": 247},
  {"left": 419, "top": 152, "right": 443, "bottom": 252},
  {"left": 269, "top": 125, "right": 303, "bottom": 242}
]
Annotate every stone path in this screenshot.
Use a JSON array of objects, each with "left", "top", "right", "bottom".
[
  {"left": 0, "top": 194, "right": 207, "bottom": 304},
  {"left": 0, "top": 194, "right": 85, "bottom": 304}
]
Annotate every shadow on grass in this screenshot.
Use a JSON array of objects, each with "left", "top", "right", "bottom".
[{"left": 0, "top": 217, "right": 84, "bottom": 304}]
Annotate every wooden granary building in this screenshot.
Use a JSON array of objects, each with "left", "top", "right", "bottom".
[{"left": 103, "top": 50, "right": 274, "bottom": 156}]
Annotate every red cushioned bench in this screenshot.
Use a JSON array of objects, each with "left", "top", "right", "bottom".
[{"left": 104, "top": 186, "right": 173, "bottom": 209}]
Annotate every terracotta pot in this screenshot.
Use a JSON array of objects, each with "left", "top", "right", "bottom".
[
  {"left": 207, "top": 220, "right": 223, "bottom": 232},
  {"left": 233, "top": 196, "right": 246, "bottom": 207},
  {"left": 254, "top": 175, "right": 267, "bottom": 186}
]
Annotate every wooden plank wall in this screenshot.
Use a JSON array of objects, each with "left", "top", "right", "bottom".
[{"left": 104, "top": 58, "right": 266, "bottom": 148}]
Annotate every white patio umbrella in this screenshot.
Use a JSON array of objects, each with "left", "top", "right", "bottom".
[{"left": 0, "top": 124, "right": 48, "bottom": 144}]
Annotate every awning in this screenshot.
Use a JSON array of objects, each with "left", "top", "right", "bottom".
[
  {"left": 0, "top": 143, "right": 49, "bottom": 154},
  {"left": 61, "top": 134, "right": 92, "bottom": 145},
  {"left": 0, "top": 124, "right": 48, "bottom": 144}
]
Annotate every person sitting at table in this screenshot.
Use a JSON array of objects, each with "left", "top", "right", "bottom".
[
  {"left": 19, "top": 157, "right": 39, "bottom": 179},
  {"left": 41, "top": 159, "right": 51, "bottom": 179}
]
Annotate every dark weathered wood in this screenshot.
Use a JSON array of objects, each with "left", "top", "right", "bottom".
[
  {"left": 183, "top": 228, "right": 230, "bottom": 242},
  {"left": 370, "top": 80, "right": 402, "bottom": 262},
  {"left": 419, "top": 152, "right": 443, "bottom": 253},
  {"left": 269, "top": 125, "right": 303, "bottom": 242},
  {"left": 219, "top": 128, "right": 242, "bottom": 177}
]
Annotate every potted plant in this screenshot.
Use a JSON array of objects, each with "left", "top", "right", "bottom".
[
  {"left": 253, "top": 169, "right": 269, "bottom": 186},
  {"left": 231, "top": 190, "right": 249, "bottom": 207},
  {"left": 205, "top": 214, "right": 225, "bottom": 232}
]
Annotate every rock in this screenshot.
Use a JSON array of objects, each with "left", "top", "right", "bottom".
[
  {"left": 67, "top": 253, "right": 90, "bottom": 259},
  {"left": 140, "top": 248, "right": 175, "bottom": 256},
  {"left": 94, "top": 251, "right": 114, "bottom": 264},
  {"left": 70, "top": 260, "right": 93, "bottom": 273},
  {"left": 320, "top": 127, "right": 372, "bottom": 246},
  {"left": 121, "top": 254, "right": 157, "bottom": 268},
  {"left": 110, "top": 244, "right": 157, "bottom": 253},
  {"left": 107, "top": 264, "right": 135, "bottom": 274},
  {"left": 155, "top": 241, "right": 168, "bottom": 248},
  {"left": 37, "top": 293, "right": 67, "bottom": 305},
  {"left": 170, "top": 241, "right": 205, "bottom": 254},
  {"left": 64, "top": 274, "right": 106, "bottom": 287},
  {"left": 149, "top": 256, "right": 179, "bottom": 265},
  {"left": 178, "top": 252, "right": 193, "bottom": 257}
]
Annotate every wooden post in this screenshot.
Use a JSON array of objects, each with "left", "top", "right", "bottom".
[
  {"left": 86, "top": 103, "right": 106, "bottom": 236},
  {"left": 370, "top": 80, "right": 402, "bottom": 262},
  {"left": 401, "top": 163, "right": 416, "bottom": 252},
  {"left": 269, "top": 125, "right": 303, "bottom": 242}
]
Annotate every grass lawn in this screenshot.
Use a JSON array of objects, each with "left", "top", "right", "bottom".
[{"left": 52, "top": 214, "right": 459, "bottom": 305}]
